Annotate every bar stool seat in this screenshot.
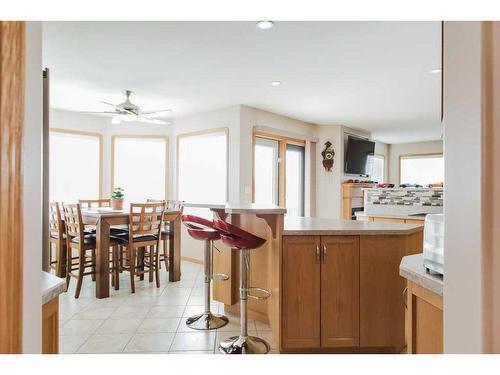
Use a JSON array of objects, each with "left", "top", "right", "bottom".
[
  {"left": 214, "top": 219, "right": 270, "bottom": 355},
  {"left": 182, "top": 215, "right": 229, "bottom": 331}
]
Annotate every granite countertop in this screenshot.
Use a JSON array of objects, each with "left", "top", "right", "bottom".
[
  {"left": 283, "top": 217, "right": 423, "bottom": 235},
  {"left": 184, "top": 202, "right": 287, "bottom": 214},
  {"left": 42, "top": 271, "right": 66, "bottom": 305},
  {"left": 355, "top": 211, "right": 427, "bottom": 221},
  {"left": 399, "top": 253, "right": 443, "bottom": 296}
]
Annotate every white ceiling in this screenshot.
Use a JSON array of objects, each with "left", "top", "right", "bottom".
[{"left": 43, "top": 21, "right": 442, "bottom": 144}]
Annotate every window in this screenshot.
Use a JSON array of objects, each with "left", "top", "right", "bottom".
[
  {"left": 369, "top": 154, "right": 385, "bottom": 183},
  {"left": 113, "top": 136, "right": 167, "bottom": 203},
  {"left": 254, "top": 137, "right": 279, "bottom": 205},
  {"left": 400, "top": 154, "right": 444, "bottom": 186},
  {"left": 178, "top": 130, "right": 228, "bottom": 217},
  {"left": 253, "top": 133, "right": 306, "bottom": 217},
  {"left": 49, "top": 130, "right": 101, "bottom": 203},
  {"left": 285, "top": 144, "right": 305, "bottom": 217}
]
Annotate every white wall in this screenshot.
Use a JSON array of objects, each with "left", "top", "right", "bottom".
[
  {"left": 23, "top": 21, "right": 42, "bottom": 353},
  {"left": 443, "top": 21, "right": 484, "bottom": 353},
  {"left": 387, "top": 140, "right": 443, "bottom": 185},
  {"left": 374, "top": 141, "right": 389, "bottom": 182}
]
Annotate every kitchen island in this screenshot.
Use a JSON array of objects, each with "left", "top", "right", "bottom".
[{"left": 210, "top": 207, "right": 423, "bottom": 354}]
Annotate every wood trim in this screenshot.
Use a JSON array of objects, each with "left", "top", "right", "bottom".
[
  {"left": 180, "top": 255, "right": 203, "bottom": 265},
  {"left": 42, "top": 298, "right": 59, "bottom": 354},
  {"left": 176, "top": 127, "right": 229, "bottom": 201},
  {"left": 0, "top": 21, "right": 25, "bottom": 354},
  {"left": 50, "top": 128, "right": 104, "bottom": 198},
  {"left": 111, "top": 134, "right": 170, "bottom": 200},
  {"left": 253, "top": 130, "right": 306, "bottom": 146},
  {"left": 398, "top": 152, "right": 444, "bottom": 186}
]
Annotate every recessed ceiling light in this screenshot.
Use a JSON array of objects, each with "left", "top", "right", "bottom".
[
  {"left": 257, "top": 21, "right": 274, "bottom": 30},
  {"left": 430, "top": 69, "right": 442, "bottom": 74},
  {"left": 271, "top": 81, "right": 281, "bottom": 86}
]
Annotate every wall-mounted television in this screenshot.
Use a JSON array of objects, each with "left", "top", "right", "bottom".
[{"left": 344, "top": 136, "right": 375, "bottom": 176}]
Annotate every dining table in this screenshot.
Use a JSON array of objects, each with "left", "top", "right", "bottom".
[{"left": 80, "top": 207, "right": 182, "bottom": 299}]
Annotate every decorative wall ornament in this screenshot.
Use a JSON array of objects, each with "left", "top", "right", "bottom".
[{"left": 321, "top": 141, "right": 335, "bottom": 172}]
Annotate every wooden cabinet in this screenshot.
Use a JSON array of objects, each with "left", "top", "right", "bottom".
[
  {"left": 406, "top": 281, "right": 443, "bottom": 354},
  {"left": 281, "top": 235, "right": 360, "bottom": 350},
  {"left": 321, "top": 236, "right": 359, "bottom": 348},
  {"left": 282, "top": 236, "right": 321, "bottom": 349},
  {"left": 42, "top": 297, "right": 59, "bottom": 354}
]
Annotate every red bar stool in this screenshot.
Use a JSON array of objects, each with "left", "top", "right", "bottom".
[
  {"left": 182, "top": 215, "right": 229, "bottom": 330},
  {"left": 213, "top": 219, "right": 271, "bottom": 354}
]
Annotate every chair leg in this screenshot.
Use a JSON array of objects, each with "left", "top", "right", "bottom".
[
  {"left": 65, "top": 245, "right": 72, "bottom": 289},
  {"left": 91, "top": 249, "right": 96, "bottom": 282},
  {"left": 138, "top": 248, "right": 145, "bottom": 281},
  {"left": 163, "top": 239, "right": 169, "bottom": 271},
  {"left": 148, "top": 246, "right": 154, "bottom": 283},
  {"left": 130, "top": 247, "right": 136, "bottom": 293},
  {"left": 114, "top": 246, "right": 120, "bottom": 291},
  {"left": 75, "top": 252, "right": 85, "bottom": 299},
  {"left": 155, "top": 245, "right": 161, "bottom": 288}
]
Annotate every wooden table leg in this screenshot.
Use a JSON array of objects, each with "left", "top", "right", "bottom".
[
  {"left": 96, "top": 218, "right": 110, "bottom": 298},
  {"left": 168, "top": 215, "right": 182, "bottom": 281}
]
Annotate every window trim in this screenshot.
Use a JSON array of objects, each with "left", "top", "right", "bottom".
[
  {"left": 176, "top": 128, "right": 229, "bottom": 202},
  {"left": 50, "top": 128, "right": 104, "bottom": 198},
  {"left": 398, "top": 152, "right": 444, "bottom": 185},
  {"left": 111, "top": 134, "right": 170, "bottom": 201}
]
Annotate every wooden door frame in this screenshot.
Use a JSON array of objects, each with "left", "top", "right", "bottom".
[{"left": 0, "top": 21, "right": 25, "bottom": 354}]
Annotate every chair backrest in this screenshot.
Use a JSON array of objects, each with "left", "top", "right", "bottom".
[
  {"left": 79, "top": 199, "right": 111, "bottom": 208},
  {"left": 129, "top": 203, "right": 165, "bottom": 241},
  {"left": 62, "top": 203, "right": 85, "bottom": 243},
  {"left": 49, "top": 202, "right": 64, "bottom": 238}
]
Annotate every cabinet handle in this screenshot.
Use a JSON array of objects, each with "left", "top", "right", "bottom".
[
  {"left": 322, "top": 245, "right": 327, "bottom": 264},
  {"left": 315, "top": 245, "right": 320, "bottom": 263}
]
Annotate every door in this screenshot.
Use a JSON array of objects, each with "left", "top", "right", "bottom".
[
  {"left": 282, "top": 235, "right": 321, "bottom": 349},
  {"left": 321, "top": 236, "right": 360, "bottom": 347}
]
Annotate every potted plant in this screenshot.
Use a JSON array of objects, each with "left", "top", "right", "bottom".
[{"left": 111, "top": 187, "right": 124, "bottom": 210}]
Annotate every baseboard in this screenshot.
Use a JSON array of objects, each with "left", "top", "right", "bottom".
[{"left": 181, "top": 256, "right": 203, "bottom": 265}]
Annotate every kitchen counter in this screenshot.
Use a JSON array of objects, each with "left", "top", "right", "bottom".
[
  {"left": 355, "top": 211, "right": 426, "bottom": 221},
  {"left": 184, "top": 202, "right": 287, "bottom": 214},
  {"left": 284, "top": 217, "right": 423, "bottom": 236},
  {"left": 42, "top": 271, "right": 66, "bottom": 305},
  {"left": 399, "top": 253, "right": 443, "bottom": 296}
]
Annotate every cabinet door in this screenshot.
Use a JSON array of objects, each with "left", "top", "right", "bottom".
[
  {"left": 282, "top": 235, "right": 321, "bottom": 349},
  {"left": 321, "top": 236, "right": 360, "bottom": 348}
]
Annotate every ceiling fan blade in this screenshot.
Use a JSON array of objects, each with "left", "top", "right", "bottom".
[
  {"left": 99, "top": 100, "right": 137, "bottom": 116},
  {"left": 141, "top": 109, "right": 173, "bottom": 115},
  {"left": 79, "top": 111, "right": 118, "bottom": 115},
  {"left": 137, "top": 116, "right": 170, "bottom": 125},
  {"left": 98, "top": 100, "right": 120, "bottom": 109}
]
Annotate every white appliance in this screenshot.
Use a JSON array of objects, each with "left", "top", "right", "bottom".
[{"left": 423, "top": 213, "right": 444, "bottom": 275}]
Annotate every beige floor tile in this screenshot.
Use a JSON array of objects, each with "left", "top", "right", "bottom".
[
  {"left": 154, "top": 294, "right": 190, "bottom": 306},
  {"left": 170, "top": 332, "right": 216, "bottom": 352},
  {"left": 146, "top": 306, "right": 185, "bottom": 319},
  {"left": 255, "top": 320, "right": 272, "bottom": 332},
  {"left": 254, "top": 331, "right": 277, "bottom": 349},
  {"left": 124, "top": 333, "right": 175, "bottom": 353},
  {"left": 110, "top": 305, "right": 151, "bottom": 319},
  {"left": 60, "top": 319, "right": 105, "bottom": 336},
  {"left": 182, "top": 304, "right": 218, "bottom": 318},
  {"left": 87, "top": 296, "right": 129, "bottom": 308},
  {"left": 169, "top": 350, "right": 214, "bottom": 354},
  {"left": 137, "top": 318, "right": 181, "bottom": 333},
  {"left": 162, "top": 287, "right": 192, "bottom": 296},
  {"left": 72, "top": 306, "right": 117, "bottom": 320},
  {"left": 217, "top": 316, "right": 256, "bottom": 332},
  {"left": 77, "top": 334, "right": 132, "bottom": 354},
  {"left": 96, "top": 318, "right": 143, "bottom": 334},
  {"left": 59, "top": 335, "right": 90, "bottom": 354}
]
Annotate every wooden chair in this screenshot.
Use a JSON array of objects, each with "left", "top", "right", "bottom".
[
  {"left": 49, "top": 202, "right": 67, "bottom": 278},
  {"left": 116, "top": 203, "right": 165, "bottom": 293},
  {"left": 62, "top": 203, "right": 121, "bottom": 298},
  {"left": 147, "top": 199, "right": 184, "bottom": 272},
  {"left": 79, "top": 198, "right": 111, "bottom": 208}
]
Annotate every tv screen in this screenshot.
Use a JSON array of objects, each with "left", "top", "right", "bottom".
[{"left": 344, "top": 136, "right": 375, "bottom": 175}]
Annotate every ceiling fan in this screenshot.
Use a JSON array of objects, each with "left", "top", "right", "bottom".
[{"left": 82, "top": 90, "right": 172, "bottom": 125}]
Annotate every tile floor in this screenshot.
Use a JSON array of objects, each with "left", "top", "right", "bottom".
[{"left": 59, "top": 260, "right": 276, "bottom": 354}]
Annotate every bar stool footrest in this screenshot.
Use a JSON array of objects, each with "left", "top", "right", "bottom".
[
  {"left": 246, "top": 287, "right": 271, "bottom": 300},
  {"left": 218, "top": 335, "right": 270, "bottom": 354}
]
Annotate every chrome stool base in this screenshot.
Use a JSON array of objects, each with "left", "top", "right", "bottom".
[
  {"left": 219, "top": 335, "right": 270, "bottom": 354},
  {"left": 186, "top": 312, "right": 228, "bottom": 330}
]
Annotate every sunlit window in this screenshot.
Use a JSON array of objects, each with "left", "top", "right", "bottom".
[
  {"left": 400, "top": 154, "right": 444, "bottom": 186},
  {"left": 254, "top": 137, "right": 279, "bottom": 205},
  {"left": 285, "top": 144, "right": 305, "bottom": 217},
  {"left": 49, "top": 131, "right": 101, "bottom": 203},
  {"left": 178, "top": 130, "right": 227, "bottom": 218},
  {"left": 113, "top": 136, "right": 167, "bottom": 203},
  {"left": 369, "top": 155, "right": 385, "bottom": 183}
]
